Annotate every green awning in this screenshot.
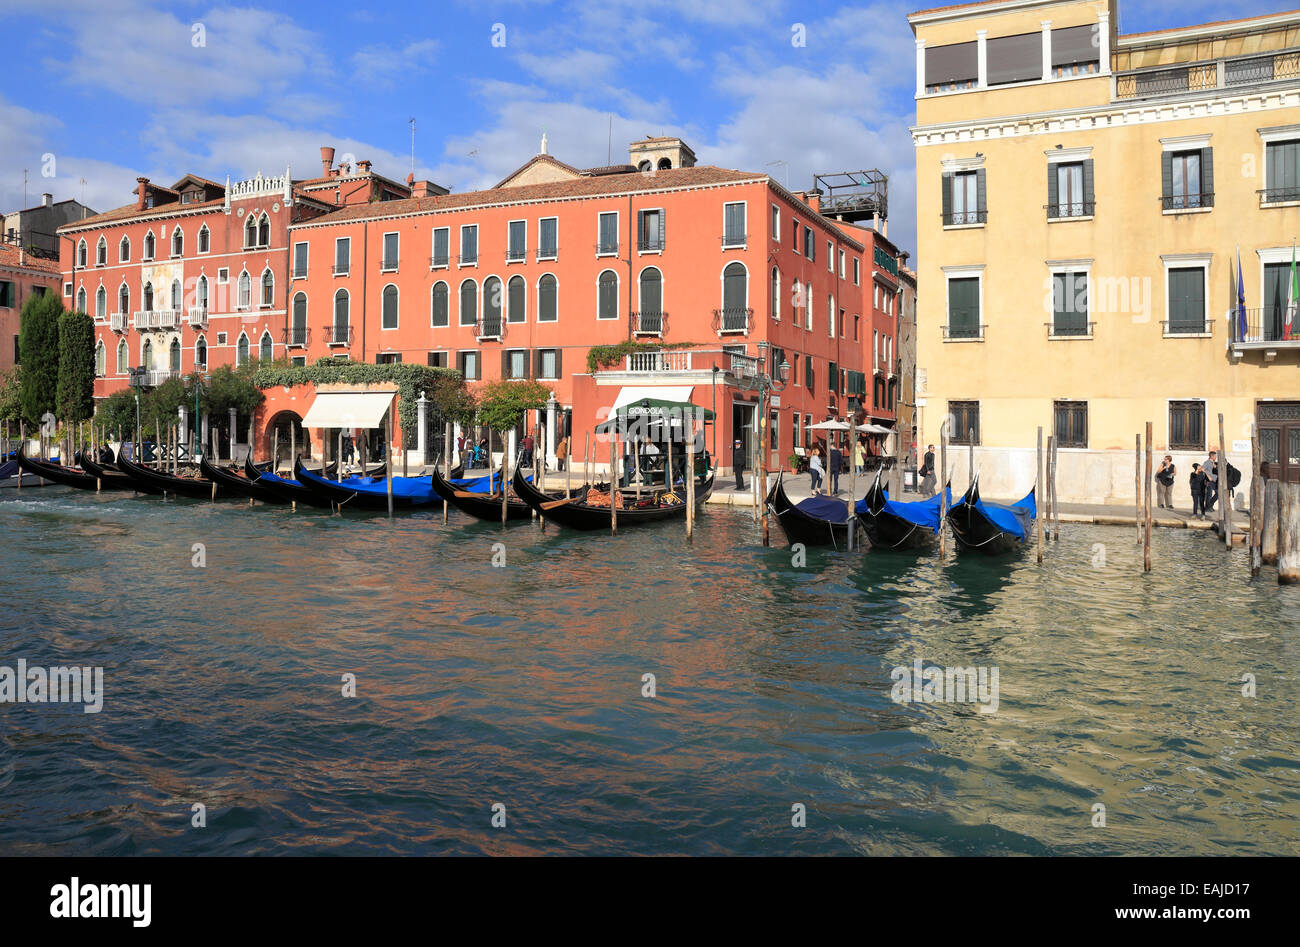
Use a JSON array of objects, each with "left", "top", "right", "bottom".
[{"left": 595, "top": 399, "right": 715, "bottom": 434}]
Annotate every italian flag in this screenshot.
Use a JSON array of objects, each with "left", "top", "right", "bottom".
[{"left": 1287, "top": 241, "right": 1298, "bottom": 342}]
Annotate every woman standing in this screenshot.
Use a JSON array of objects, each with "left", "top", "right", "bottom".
[
  {"left": 809, "top": 445, "right": 825, "bottom": 495},
  {"left": 1154, "top": 455, "right": 1175, "bottom": 509}
]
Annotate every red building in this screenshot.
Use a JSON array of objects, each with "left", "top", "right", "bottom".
[{"left": 0, "top": 244, "right": 62, "bottom": 374}]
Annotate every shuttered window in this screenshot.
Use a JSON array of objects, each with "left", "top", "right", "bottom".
[
  {"left": 1167, "top": 267, "right": 1206, "bottom": 333},
  {"left": 431, "top": 282, "right": 449, "bottom": 327},
  {"left": 597, "top": 271, "right": 618, "bottom": 319},
  {"left": 925, "top": 41, "right": 977, "bottom": 92},
  {"left": 1054, "top": 401, "right": 1088, "bottom": 448},
  {"left": 947, "top": 277, "right": 980, "bottom": 338},
  {"left": 1266, "top": 139, "right": 1300, "bottom": 202},
  {"left": 987, "top": 32, "right": 1042, "bottom": 86},
  {"left": 1169, "top": 400, "right": 1205, "bottom": 451},
  {"left": 538, "top": 274, "right": 557, "bottom": 322},
  {"left": 1051, "top": 24, "right": 1100, "bottom": 76},
  {"left": 1052, "top": 272, "right": 1089, "bottom": 335},
  {"left": 1163, "top": 149, "right": 1213, "bottom": 210}
]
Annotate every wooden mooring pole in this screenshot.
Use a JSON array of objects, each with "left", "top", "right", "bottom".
[
  {"left": 1262, "top": 479, "right": 1281, "bottom": 565},
  {"left": 686, "top": 423, "right": 696, "bottom": 542},
  {"left": 609, "top": 434, "right": 618, "bottom": 536},
  {"left": 1144, "top": 421, "right": 1153, "bottom": 573},
  {"left": 1279, "top": 482, "right": 1300, "bottom": 585},
  {"left": 1135, "top": 434, "right": 1142, "bottom": 545},
  {"left": 1218, "top": 413, "right": 1231, "bottom": 549},
  {"left": 1044, "top": 435, "right": 1054, "bottom": 541},
  {"left": 443, "top": 422, "right": 452, "bottom": 525},
  {"left": 938, "top": 419, "right": 948, "bottom": 559},
  {"left": 1036, "top": 427, "right": 1044, "bottom": 563},
  {"left": 1250, "top": 427, "right": 1263, "bottom": 576},
  {"left": 1051, "top": 435, "right": 1060, "bottom": 541}
]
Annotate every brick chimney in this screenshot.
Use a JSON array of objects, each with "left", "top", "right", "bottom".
[
  {"left": 807, "top": 189, "right": 822, "bottom": 213},
  {"left": 320, "top": 146, "right": 335, "bottom": 178},
  {"left": 136, "top": 177, "right": 149, "bottom": 210},
  {"left": 357, "top": 160, "right": 372, "bottom": 174},
  {"left": 41, "top": 193, "right": 52, "bottom": 207}
]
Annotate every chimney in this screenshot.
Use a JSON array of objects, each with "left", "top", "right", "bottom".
[
  {"left": 41, "top": 193, "right": 52, "bottom": 207},
  {"left": 320, "top": 146, "right": 335, "bottom": 178},
  {"left": 136, "top": 177, "right": 149, "bottom": 210},
  {"left": 881, "top": 216, "right": 888, "bottom": 238},
  {"left": 357, "top": 160, "right": 372, "bottom": 174},
  {"left": 18, "top": 247, "right": 25, "bottom": 266},
  {"left": 807, "top": 189, "right": 822, "bottom": 214}
]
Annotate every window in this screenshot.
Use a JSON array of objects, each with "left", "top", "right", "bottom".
[
  {"left": 1049, "top": 160, "right": 1093, "bottom": 217},
  {"left": 924, "top": 39, "right": 977, "bottom": 93},
  {"left": 505, "top": 349, "right": 529, "bottom": 379},
  {"left": 170, "top": 338, "right": 181, "bottom": 371},
  {"left": 381, "top": 232, "right": 399, "bottom": 271},
  {"left": 771, "top": 204, "right": 780, "bottom": 240},
  {"left": 827, "top": 241, "right": 833, "bottom": 271},
  {"left": 118, "top": 284, "right": 130, "bottom": 314},
  {"left": 236, "top": 334, "right": 249, "bottom": 367},
  {"left": 217, "top": 268, "right": 228, "bottom": 284},
  {"left": 482, "top": 276, "right": 503, "bottom": 334},
  {"left": 291, "top": 355, "right": 306, "bottom": 367},
  {"left": 538, "top": 218, "right": 558, "bottom": 260},
  {"left": 143, "top": 282, "right": 153, "bottom": 311},
  {"left": 335, "top": 237, "right": 351, "bottom": 275},
  {"left": 119, "top": 236, "right": 130, "bottom": 262},
  {"left": 597, "top": 270, "right": 619, "bottom": 320},
  {"left": 244, "top": 215, "right": 257, "bottom": 249},
  {"left": 1264, "top": 138, "right": 1300, "bottom": 203},
  {"left": 431, "top": 227, "right": 449, "bottom": 267},
  {"left": 1167, "top": 266, "right": 1206, "bottom": 333},
  {"left": 96, "top": 237, "right": 106, "bottom": 266},
  {"left": 1051, "top": 271, "right": 1089, "bottom": 336},
  {"left": 1054, "top": 401, "right": 1088, "bottom": 448},
  {"left": 944, "top": 169, "right": 984, "bottom": 225},
  {"left": 293, "top": 242, "right": 308, "bottom": 278},
  {"left": 460, "top": 224, "right": 478, "bottom": 265},
  {"left": 382, "top": 284, "right": 399, "bottom": 329},
  {"left": 459, "top": 279, "right": 477, "bottom": 326},
  {"left": 258, "top": 333, "right": 273, "bottom": 362},
  {"left": 333, "top": 289, "right": 350, "bottom": 342},
  {"left": 76, "top": 287, "right": 86, "bottom": 313},
  {"left": 946, "top": 275, "right": 981, "bottom": 339},
  {"left": 197, "top": 275, "right": 208, "bottom": 309},
  {"left": 827, "top": 294, "right": 835, "bottom": 337},
  {"left": 638, "top": 209, "right": 664, "bottom": 251},
  {"left": 1169, "top": 400, "right": 1205, "bottom": 451},
  {"left": 77, "top": 240, "right": 87, "bottom": 267},
  {"left": 235, "top": 271, "right": 250, "bottom": 310},
  {"left": 829, "top": 360, "right": 838, "bottom": 394},
  {"left": 1164, "top": 149, "right": 1212, "bottom": 210},
  {"left": 376, "top": 352, "right": 401, "bottom": 365},
  {"left": 507, "top": 220, "right": 526, "bottom": 262},
  {"left": 804, "top": 286, "right": 814, "bottom": 331},
  {"left": 291, "top": 292, "right": 308, "bottom": 345},
  {"left": 258, "top": 215, "right": 269, "bottom": 247},
  {"left": 63, "top": 282, "right": 72, "bottom": 297},
  {"left": 793, "top": 220, "right": 801, "bottom": 249},
  {"left": 803, "top": 226, "right": 815, "bottom": 261},
  {"left": 1051, "top": 24, "right": 1100, "bottom": 78},
  {"left": 170, "top": 279, "right": 182, "bottom": 311},
  {"left": 805, "top": 357, "right": 815, "bottom": 396},
  {"left": 117, "top": 339, "right": 129, "bottom": 373},
  {"left": 537, "top": 274, "right": 557, "bottom": 322},
  {"left": 770, "top": 267, "right": 780, "bottom": 321},
  {"left": 427, "top": 351, "right": 448, "bottom": 369},
  {"left": 197, "top": 225, "right": 210, "bottom": 253},
  {"left": 260, "top": 269, "right": 274, "bottom": 307},
  {"left": 949, "top": 401, "right": 980, "bottom": 445},
  {"left": 535, "top": 348, "right": 560, "bottom": 380},
  {"left": 720, "top": 262, "right": 748, "bottom": 331},
  {"left": 171, "top": 228, "right": 183, "bottom": 257},
  {"left": 507, "top": 275, "right": 526, "bottom": 323},
  {"left": 597, "top": 212, "right": 618, "bottom": 255},
  {"left": 94, "top": 286, "right": 106, "bottom": 319},
  {"left": 792, "top": 413, "right": 800, "bottom": 448},
  {"left": 838, "top": 249, "right": 846, "bottom": 279},
  {"left": 722, "top": 202, "right": 746, "bottom": 248},
  {"left": 458, "top": 350, "right": 480, "bottom": 380},
  {"left": 987, "top": 30, "right": 1043, "bottom": 85},
  {"left": 142, "top": 338, "right": 153, "bottom": 371},
  {"left": 431, "top": 281, "right": 449, "bottom": 327},
  {"left": 143, "top": 232, "right": 155, "bottom": 260}
]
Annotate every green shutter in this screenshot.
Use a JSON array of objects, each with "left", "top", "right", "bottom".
[
  {"left": 975, "top": 168, "right": 986, "bottom": 217},
  {"left": 1047, "top": 164, "right": 1058, "bottom": 215},
  {"left": 1082, "top": 159, "right": 1094, "bottom": 212},
  {"left": 1200, "top": 147, "right": 1213, "bottom": 204},
  {"left": 1161, "top": 151, "right": 1173, "bottom": 205},
  {"left": 941, "top": 172, "right": 952, "bottom": 223}
]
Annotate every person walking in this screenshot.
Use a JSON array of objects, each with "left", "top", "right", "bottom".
[
  {"left": 555, "top": 434, "right": 568, "bottom": 472},
  {"left": 1202, "top": 449, "right": 1219, "bottom": 513},
  {"left": 1189, "top": 463, "right": 1208, "bottom": 519},
  {"left": 827, "top": 439, "right": 842, "bottom": 495},
  {"left": 1155, "top": 455, "right": 1175, "bottom": 509},
  {"left": 809, "top": 445, "right": 825, "bottom": 495},
  {"left": 731, "top": 438, "right": 746, "bottom": 491},
  {"left": 919, "top": 444, "right": 936, "bottom": 497}
]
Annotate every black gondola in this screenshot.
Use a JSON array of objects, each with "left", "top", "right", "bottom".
[
  {"left": 114, "top": 453, "right": 224, "bottom": 499},
  {"left": 13, "top": 444, "right": 101, "bottom": 490},
  {"left": 245, "top": 455, "right": 333, "bottom": 507},
  {"left": 77, "top": 450, "right": 161, "bottom": 493},
  {"left": 945, "top": 474, "right": 1036, "bottom": 555},
  {"left": 200, "top": 455, "right": 287, "bottom": 504},
  {"left": 854, "top": 470, "right": 946, "bottom": 551},
  {"left": 765, "top": 470, "right": 855, "bottom": 547},
  {"left": 292, "top": 458, "right": 461, "bottom": 511},
  {"left": 512, "top": 462, "right": 712, "bottom": 531},
  {"left": 430, "top": 464, "right": 535, "bottom": 521}
]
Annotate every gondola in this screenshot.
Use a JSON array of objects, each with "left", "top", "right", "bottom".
[
  {"left": 114, "top": 453, "right": 224, "bottom": 500},
  {"left": 292, "top": 458, "right": 462, "bottom": 511},
  {"left": 0, "top": 457, "right": 44, "bottom": 489},
  {"left": 200, "top": 455, "right": 287, "bottom": 504},
  {"left": 430, "top": 464, "right": 536, "bottom": 521},
  {"left": 513, "top": 462, "right": 713, "bottom": 531},
  {"left": 765, "top": 470, "right": 854, "bottom": 547},
  {"left": 77, "top": 450, "right": 161, "bottom": 493},
  {"left": 245, "top": 455, "right": 333, "bottom": 507},
  {"left": 13, "top": 443, "right": 102, "bottom": 490},
  {"left": 855, "top": 470, "right": 947, "bottom": 551},
  {"left": 945, "top": 473, "right": 1036, "bottom": 555}
]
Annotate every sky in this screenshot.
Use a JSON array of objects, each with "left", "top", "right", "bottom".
[{"left": 0, "top": 0, "right": 1285, "bottom": 262}]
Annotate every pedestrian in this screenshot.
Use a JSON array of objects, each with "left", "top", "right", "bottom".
[
  {"left": 854, "top": 437, "right": 867, "bottom": 476},
  {"left": 809, "top": 445, "right": 825, "bottom": 495},
  {"left": 456, "top": 433, "right": 466, "bottom": 465},
  {"left": 1189, "top": 463, "right": 1207, "bottom": 518},
  {"left": 1154, "top": 454, "right": 1175, "bottom": 509},
  {"left": 522, "top": 431, "right": 535, "bottom": 468},
  {"left": 919, "top": 444, "right": 936, "bottom": 497},
  {"left": 828, "top": 439, "right": 842, "bottom": 495},
  {"left": 477, "top": 437, "right": 489, "bottom": 468},
  {"left": 1202, "top": 449, "right": 1219, "bottom": 513},
  {"left": 731, "top": 438, "right": 746, "bottom": 491},
  {"left": 555, "top": 434, "right": 568, "bottom": 471},
  {"left": 342, "top": 432, "right": 355, "bottom": 465}
]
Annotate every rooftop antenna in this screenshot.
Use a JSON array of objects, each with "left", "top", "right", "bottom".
[
  {"left": 409, "top": 117, "right": 416, "bottom": 179},
  {"left": 607, "top": 115, "right": 612, "bottom": 166},
  {"left": 23, "top": 169, "right": 28, "bottom": 208}
]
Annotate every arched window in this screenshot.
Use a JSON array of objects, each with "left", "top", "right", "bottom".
[
  {"left": 197, "top": 225, "right": 210, "bottom": 253},
  {"left": 237, "top": 271, "right": 251, "bottom": 309},
  {"left": 171, "top": 279, "right": 182, "bottom": 311},
  {"left": 597, "top": 270, "right": 618, "bottom": 320},
  {"left": 382, "top": 284, "right": 399, "bottom": 329},
  {"left": 638, "top": 267, "right": 662, "bottom": 314},
  {"left": 94, "top": 341, "right": 105, "bottom": 377},
  {"left": 292, "top": 292, "right": 307, "bottom": 344},
  {"left": 76, "top": 287, "right": 86, "bottom": 313},
  {"left": 507, "top": 275, "right": 525, "bottom": 323},
  {"left": 483, "top": 276, "right": 502, "bottom": 330},
  {"left": 459, "top": 279, "right": 477, "bottom": 327},
  {"left": 95, "top": 286, "right": 107, "bottom": 319},
  {"left": 197, "top": 275, "right": 208, "bottom": 309},
  {"left": 722, "top": 262, "right": 748, "bottom": 331},
  {"left": 118, "top": 283, "right": 130, "bottom": 315},
  {"left": 259, "top": 332, "right": 272, "bottom": 361},
  {"left": 244, "top": 215, "right": 257, "bottom": 248},
  {"left": 77, "top": 239, "right": 87, "bottom": 267},
  {"left": 143, "top": 282, "right": 154, "bottom": 311},
  {"left": 142, "top": 338, "right": 154, "bottom": 371},
  {"left": 171, "top": 227, "right": 183, "bottom": 257},
  {"left": 169, "top": 339, "right": 181, "bottom": 372},
  {"left": 431, "top": 281, "right": 449, "bottom": 327},
  {"left": 143, "top": 232, "right": 155, "bottom": 259},
  {"left": 195, "top": 336, "right": 207, "bottom": 370},
  {"left": 119, "top": 236, "right": 130, "bottom": 262},
  {"left": 637, "top": 160, "right": 652, "bottom": 172},
  {"left": 260, "top": 268, "right": 274, "bottom": 307},
  {"left": 236, "top": 333, "right": 249, "bottom": 366},
  {"left": 770, "top": 266, "right": 780, "bottom": 320},
  {"left": 116, "top": 339, "right": 128, "bottom": 374},
  {"left": 657, "top": 157, "right": 672, "bottom": 170},
  {"left": 258, "top": 214, "right": 269, "bottom": 248},
  {"left": 537, "top": 274, "right": 557, "bottom": 323},
  {"left": 96, "top": 237, "right": 106, "bottom": 265},
  {"left": 333, "top": 289, "right": 349, "bottom": 343}
]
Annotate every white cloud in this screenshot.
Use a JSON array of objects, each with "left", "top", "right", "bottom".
[{"left": 352, "top": 38, "right": 441, "bottom": 86}]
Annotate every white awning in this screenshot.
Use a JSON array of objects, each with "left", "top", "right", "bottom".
[
  {"left": 610, "top": 385, "right": 693, "bottom": 412},
  {"left": 301, "top": 391, "right": 396, "bottom": 430}
]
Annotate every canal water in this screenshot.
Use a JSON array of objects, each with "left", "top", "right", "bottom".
[{"left": 1, "top": 486, "right": 1296, "bottom": 855}]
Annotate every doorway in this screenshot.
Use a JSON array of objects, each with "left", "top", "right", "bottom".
[
  {"left": 732, "top": 400, "right": 755, "bottom": 471},
  {"left": 1259, "top": 401, "right": 1300, "bottom": 483}
]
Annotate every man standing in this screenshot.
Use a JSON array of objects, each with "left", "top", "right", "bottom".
[
  {"left": 919, "top": 444, "right": 936, "bottom": 497},
  {"left": 522, "top": 431, "right": 535, "bottom": 469},
  {"left": 732, "top": 438, "right": 746, "bottom": 491},
  {"left": 827, "top": 438, "right": 842, "bottom": 495},
  {"left": 1203, "top": 449, "right": 1219, "bottom": 513}
]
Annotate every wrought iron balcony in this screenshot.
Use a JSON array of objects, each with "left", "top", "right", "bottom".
[
  {"left": 536, "top": 246, "right": 558, "bottom": 261},
  {"left": 595, "top": 241, "right": 619, "bottom": 256},
  {"left": 429, "top": 253, "right": 450, "bottom": 268},
  {"left": 292, "top": 267, "right": 308, "bottom": 279},
  {"left": 1161, "top": 318, "right": 1212, "bottom": 337},
  {"left": 630, "top": 310, "right": 666, "bottom": 335},
  {"left": 1230, "top": 308, "right": 1298, "bottom": 348},
  {"left": 942, "top": 210, "right": 986, "bottom": 226},
  {"left": 332, "top": 263, "right": 350, "bottom": 276},
  {"left": 458, "top": 252, "right": 478, "bottom": 266},
  {"left": 380, "top": 257, "right": 399, "bottom": 272},
  {"left": 720, "top": 232, "right": 748, "bottom": 249},
  {"left": 942, "top": 323, "right": 985, "bottom": 341},
  {"left": 1045, "top": 320, "right": 1096, "bottom": 339},
  {"left": 476, "top": 315, "right": 504, "bottom": 340},
  {"left": 321, "top": 323, "right": 353, "bottom": 346},
  {"left": 1258, "top": 186, "right": 1300, "bottom": 206},
  {"left": 1161, "top": 192, "right": 1214, "bottom": 211},
  {"left": 637, "top": 237, "right": 665, "bottom": 252},
  {"left": 712, "top": 307, "right": 751, "bottom": 334},
  {"left": 506, "top": 246, "right": 526, "bottom": 263},
  {"left": 1045, "top": 201, "right": 1095, "bottom": 219},
  {"left": 1115, "top": 47, "right": 1300, "bottom": 102},
  {"left": 284, "top": 326, "right": 311, "bottom": 348}
]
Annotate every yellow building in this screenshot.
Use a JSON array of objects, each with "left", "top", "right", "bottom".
[{"left": 910, "top": 0, "right": 1300, "bottom": 505}]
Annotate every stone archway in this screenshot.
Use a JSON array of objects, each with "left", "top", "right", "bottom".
[{"left": 265, "top": 410, "right": 308, "bottom": 471}]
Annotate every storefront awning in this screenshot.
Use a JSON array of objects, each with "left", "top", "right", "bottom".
[
  {"left": 610, "top": 386, "right": 694, "bottom": 412},
  {"left": 301, "top": 391, "right": 396, "bottom": 430}
]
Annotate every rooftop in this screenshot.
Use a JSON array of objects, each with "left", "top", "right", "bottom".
[{"left": 0, "top": 243, "right": 62, "bottom": 274}]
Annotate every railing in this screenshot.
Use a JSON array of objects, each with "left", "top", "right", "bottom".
[
  {"left": 321, "top": 323, "right": 353, "bottom": 346},
  {"left": 720, "top": 233, "right": 748, "bottom": 248},
  {"left": 110, "top": 312, "right": 128, "bottom": 332},
  {"left": 1161, "top": 192, "right": 1214, "bottom": 210},
  {"left": 713, "top": 307, "right": 751, "bottom": 334},
  {"left": 284, "top": 326, "right": 311, "bottom": 347},
  {"left": 133, "top": 310, "right": 180, "bottom": 329},
  {"left": 1258, "top": 186, "right": 1300, "bottom": 205},
  {"left": 637, "top": 238, "right": 665, "bottom": 252},
  {"left": 1162, "top": 318, "right": 1212, "bottom": 336},
  {"left": 942, "top": 323, "right": 985, "bottom": 340},
  {"left": 292, "top": 268, "right": 308, "bottom": 279},
  {"left": 506, "top": 246, "right": 526, "bottom": 263},
  {"left": 429, "top": 253, "right": 449, "bottom": 268},
  {"left": 1115, "top": 47, "right": 1300, "bottom": 101},
  {"left": 943, "top": 210, "right": 986, "bottom": 226},
  {"left": 630, "top": 311, "right": 666, "bottom": 335},
  {"left": 1046, "top": 201, "right": 1095, "bottom": 219},
  {"left": 380, "top": 257, "right": 399, "bottom": 272},
  {"left": 127, "top": 369, "right": 178, "bottom": 388},
  {"left": 1230, "top": 308, "right": 1298, "bottom": 345},
  {"left": 332, "top": 263, "right": 350, "bottom": 276},
  {"left": 1046, "top": 320, "right": 1095, "bottom": 338},
  {"left": 458, "top": 252, "right": 478, "bottom": 265},
  {"left": 188, "top": 307, "right": 208, "bottom": 328},
  {"left": 595, "top": 241, "right": 619, "bottom": 256},
  {"left": 536, "top": 246, "right": 557, "bottom": 261},
  {"left": 477, "top": 315, "right": 504, "bottom": 340},
  {"left": 618, "top": 349, "right": 761, "bottom": 379}
]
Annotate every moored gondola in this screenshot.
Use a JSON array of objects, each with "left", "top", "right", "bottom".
[
  {"left": 765, "top": 470, "right": 853, "bottom": 547},
  {"left": 512, "top": 462, "right": 712, "bottom": 531},
  {"left": 200, "top": 455, "right": 287, "bottom": 504},
  {"left": 945, "top": 474, "right": 1035, "bottom": 555},
  {"left": 855, "top": 470, "right": 946, "bottom": 551},
  {"left": 114, "top": 453, "right": 224, "bottom": 499},
  {"left": 14, "top": 443, "right": 101, "bottom": 490},
  {"left": 77, "top": 450, "right": 161, "bottom": 493},
  {"left": 292, "top": 458, "right": 460, "bottom": 511},
  {"left": 245, "top": 455, "right": 332, "bottom": 507},
  {"left": 430, "top": 464, "right": 535, "bottom": 521}
]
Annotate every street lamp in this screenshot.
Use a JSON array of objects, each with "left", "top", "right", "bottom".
[
  {"left": 746, "top": 340, "right": 789, "bottom": 546},
  {"left": 133, "top": 392, "right": 140, "bottom": 462}
]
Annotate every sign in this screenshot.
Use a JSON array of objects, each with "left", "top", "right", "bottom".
[
  {"left": 770, "top": 396, "right": 781, "bottom": 408},
  {"left": 1232, "top": 440, "right": 1250, "bottom": 453},
  {"left": 874, "top": 245, "right": 899, "bottom": 277}
]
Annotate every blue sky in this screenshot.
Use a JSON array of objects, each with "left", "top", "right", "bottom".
[{"left": 0, "top": 0, "right": 1284, "bottom": 259}]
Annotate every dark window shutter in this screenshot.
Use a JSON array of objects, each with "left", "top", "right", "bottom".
[
  {"left": 1082, "top": 159, "right": 1094, "bottom": 210},
  {"left": 1201, "top": 147, "right": 1213, "bottom": 203},
  {"left": 533, "top": 349, "right": 542, "bottom": 378},
  {"left": 658, "top": 209, "right": 665, "bottom": 248},
  {"left": 554, "top": 348, "right": 562, "bottom": 378},
  {"left": 1047, "top": 165, "right": 1058, "bottom": 214},
  {"left": 941, "top": 172, "right": 952, "bottom": 222},
  {"left": 1161, "top": 151, "right": 1173, "bottom": 201},
  {"left": 501, "top": 349, "right": 508, "bottom": 379},
  {"left": 975, "top": 169, "right": 986, "bottom": 215},
  {"left": 522, "top": 349, "right": 531, "bottom": 379}
]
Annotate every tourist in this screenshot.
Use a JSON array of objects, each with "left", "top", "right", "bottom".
[
  {"left": 809, "top": 445, "right": 825, "bottom": 495},
  {"left": 919, "top": 444, "right": 936, "bottom": 497},
  {"left": 1203, "top": 449, "right": 1219, "bottom": 513},
  {"left": 477, "top": 437, "right": 489, "bottom": 469},
  {"left": 854, "top": 437, "right": 867, "bottom": 476},
  {"left": 522, "top": 432, "right": 535, "bottom": 468},
  {"left": 1155, "top": 455, "right": 1175, "bottom": 508},
  {"left": 828, "top": 439, "right": 842, "bottom": 495},
  {"left": 456, "top": 433, "right": 466, "bottom": 464},
  {"left": 731, "top": 438, "right": 746, "bottom": 491},
  {"left": 1189, "top": 463, "right": 1207, "bottom": 519},
  {"left": 555, "top": 434, "right": 568, "bottom": 471}
]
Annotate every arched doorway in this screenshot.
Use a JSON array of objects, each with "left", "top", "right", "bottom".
[{"left": 264, "top": 410, "right": 308, "bottom": 471}]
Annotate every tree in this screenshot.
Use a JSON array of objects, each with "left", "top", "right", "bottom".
[
  {"left": 141, "top": 375, "right": 189, "bottom": 436},
  {"left": 55, "top": 310, "right": 96, "bottom": 423},
  {"left": 0, "top": 367, "right": 21, "bottom": 424},
  {"left": 205, "top": 364, "right": 265, "bottom": 431},
  {"left": 96, "top": 389, "right": 137, "bottom": 439},
  {"left": 17, "top": 292, "right": 62, "bottom": 424},
  {"left": 474, "top": 379, "right": 552, "bottom": 434}
]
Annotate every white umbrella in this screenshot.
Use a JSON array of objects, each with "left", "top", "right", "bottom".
[
  {"left": 809, "top": 419, "right": 851, "bottom": 430},
  {"left": 856, "top": 423, "right": 894, "bottom": 435}
]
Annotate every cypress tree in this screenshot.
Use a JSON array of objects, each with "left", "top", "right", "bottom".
[
  {"left": 56, "top": 310, "right": 96, "bottom": 423},
  {"left": 17, "top": 292, "right": 62, "bottom": 424}
]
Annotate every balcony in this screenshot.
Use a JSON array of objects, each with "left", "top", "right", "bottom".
[
  {"left": 637, "top": 238, "right": 665, "bottom": 253},
  {"left": 429, "top": 253, "right": 449, "bottom": 268},
  {"left": 292, "top": 268, "right": 308, "bottom": 280},
  {"left": 1230, "top": 308, "right": 1299, "bottom": 353},
  {"left": 321, "top": 323, "right": 353, "bottom": 346},
  {"left": 110, "top": 312, "right": 128, "bottom": 333},
  {"left": 595, "top": 241, "right": 619, "bottom": 257},
  {"left": 458, "top": 252, "right": 478, "bottom": 266},
  {"left": 1046, "top": 320, "right": 1095, "bottom": 339},
  {"left": 943, "top": 210, "right": 986, "bottom": 227},
  {"left": 536, "top": 247, "right": 558, "bottom": 262},
  {"left": 133, "top": 310, "right": 180, "bottom": 330},
  {"left": 630, "top": 311, "right": 667, "bottom": 336},
  {"left": 712, "top": 307, "right": 752, "bottom": 335},
  {"left": 942, "top": 323, "right": 986, "bottom": 341},
  {"left": 332, "top": 263, "right": 350, "bottom": 276},
  {"left": 506, "top": 246, "right": 526, "bottom": 263},
  {"left": 1258, "top": 186, "right": 1300, "bottom": 207},
  {"left": 1161, "top": 318, "right": 1212, "bottom": 337},
  {"left": 380, "top": 257, "right": 399, "bottom": 273},
  {"left": 1114, "top": 47, "right": 1300, "bottom": 102},
  {"left": 619, "top": 348, "right": 763, "bottom": 380},
  {"left": 188, "top": 307, "right": 208, "bottom": 329},
  {"left": 1161, "top": 192, "right": 1214, "bottom": 211},
  {"left": 284, "top": 327, "right": 311, "bottom": 348},
  {"left": 127, "top": 368, "right": 178, "bottom": 389},
  {"left": 476, "top": 315, "right": 504, "bottom": 341},
  {"left": 1045, "top": 201, "right": 1095, "bottom": 220},
  {"left": 720, "top": 233, "right": 748, "bottom": 249}
]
